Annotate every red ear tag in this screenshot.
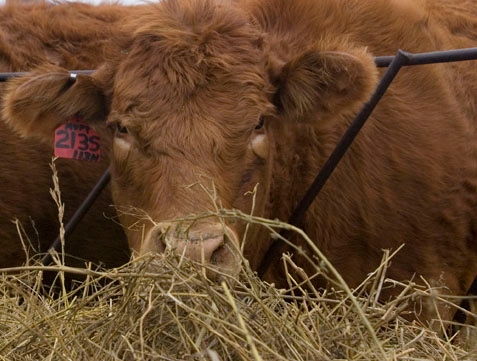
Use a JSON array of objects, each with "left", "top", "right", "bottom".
[{"left": 54, "top": 117, "right": 101, "bottom": 161}]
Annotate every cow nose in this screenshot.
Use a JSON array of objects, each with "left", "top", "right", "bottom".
[{"left": 143, "top": 222, "right": 241, "bottom": 277}]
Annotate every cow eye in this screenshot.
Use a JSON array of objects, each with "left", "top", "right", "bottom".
[
  {"left": 255, "top": 116, "right": 265, "bottom": 130},
  {"left": 115, "top": 122, "right": 129, "bottom": 135}
]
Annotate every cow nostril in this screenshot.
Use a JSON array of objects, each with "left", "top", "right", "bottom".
[
  {"left": 157, "top": 231, "right": 167, "bottom": 253},
  {"left": 210, "top": 242, "right": 226, "bottom": 265},
  {"left": 209, "top": 229, "right": 241, "bottom": 272},
  {"left": 145, "top": 226, "right": 168, "bottom": 254}
]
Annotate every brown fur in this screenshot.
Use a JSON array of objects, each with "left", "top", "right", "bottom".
[
  {"left": 0, "top": 2, "right": 137, "bottom": 269},
  {"left": 2, "top": 0, "right": 477, "bottom": 325}
]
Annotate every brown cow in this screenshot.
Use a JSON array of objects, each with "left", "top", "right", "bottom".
[
  {"left": 0, "top": 2, "right": 135, "bottom": 269},
  {"left": 3, "top": 0, "right": 477, "bottom": 325}
]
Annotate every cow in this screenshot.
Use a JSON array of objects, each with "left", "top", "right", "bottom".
[
  {"left": 2, "top": 0, "right": 477, "bottom": 325},
  {"left": 0, "top": 2, "right": 135, "bottom": 271}
]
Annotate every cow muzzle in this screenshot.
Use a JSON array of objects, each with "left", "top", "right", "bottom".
[{"left": 142, "top": 222, "right": 242, "bottom": 279}]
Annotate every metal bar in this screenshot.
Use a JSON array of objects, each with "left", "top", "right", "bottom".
[
  {"left": 1, "top": 48, "right": 476, "bottom": 81},
  {"left": 258, "top": 47, "right": 477, "bottom": 278},
  {"left": 287, "top": 50, "right": 409, "bottom": 227},
  {"left": 3, "top": 47, "right": 477, "bottom": 270},
  {"left": 40, "top": 168, "right": 111, "bottom": 265},
  {"left": 258, "top": 50, "right": 410, "bottom": 278},
  {"left": 0, "top": 47, "right": 476, "bottom": 82},
  {"left": 0, "top": 69, "right": 93, "bottom": 82},
  {"left": 286, "top": 48, "right": 477, "bottom": 230},
  {"left": 375, "top": 47, "right": 477, "bottom": 67}
]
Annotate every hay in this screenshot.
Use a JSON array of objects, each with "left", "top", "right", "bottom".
[
  {"left": 0, "top": 236, "right": 476, "bottom": 360},
  {"left": 0, "top": 160, "right": 476, "bottom": 360}
]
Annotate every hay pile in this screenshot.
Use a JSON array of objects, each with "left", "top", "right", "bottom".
[
  {"left": 1, "top": 235, "right": 476, "bottom": 360},
  {"left": 1, "top": 162, "right": 476, "bottom": 360}
]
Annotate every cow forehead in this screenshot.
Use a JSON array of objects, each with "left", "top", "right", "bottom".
[{"left": 109, "top": 0, "right": 269, "bottom": 116}]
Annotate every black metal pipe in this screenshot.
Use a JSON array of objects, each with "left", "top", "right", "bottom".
[
  {"left": 1, "top": 48, "right": 477, "bottom": 81},
  {"left": 3, "top": 47, "right": 477, "bottom": 271},
  {"left": 257, "top": 49, "right": 411, "bottom": 277},
  {"left": 40, "top": 168, "right": 111, "bottom": 265},
  {"left": 374, "top": 47, "right": 477, "bottom": 67},
  {"left": 258, "top": 47, "right": 477, "bottom": 277},
  {"left": 0, "top": 69, "right": 93, "bottom": 82}
]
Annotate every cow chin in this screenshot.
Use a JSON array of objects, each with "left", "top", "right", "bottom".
[{"left": 141, "top": 222, "right": 242, "bottom": 281}]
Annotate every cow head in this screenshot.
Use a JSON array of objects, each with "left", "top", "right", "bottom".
[{"left": 2, "top": 0, "right": 377, "bottom": 279}]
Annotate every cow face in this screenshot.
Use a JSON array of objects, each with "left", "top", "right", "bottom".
[{"left": 2, "top": 0, "right": 377, "bottom": 278}]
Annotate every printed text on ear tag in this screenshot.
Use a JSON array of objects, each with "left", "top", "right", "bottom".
[{"left": 54, "top": 117, "right": 101, "bottom": 161}]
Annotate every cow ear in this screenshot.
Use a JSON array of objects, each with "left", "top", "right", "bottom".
[
  {"left": 2, "top": 64, "right": 110, "bottom": 142},
  {"left": 272, "top": 49, "right": 378, "bottom": 121}
]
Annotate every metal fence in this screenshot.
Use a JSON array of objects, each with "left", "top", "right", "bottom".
[{"left": 2, "top": 47, "right": 477, "bottom": 266}]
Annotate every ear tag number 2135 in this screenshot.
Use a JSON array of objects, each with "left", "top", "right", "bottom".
[{"left": 54, "top": 117, "right": 101, "bottom": 161}]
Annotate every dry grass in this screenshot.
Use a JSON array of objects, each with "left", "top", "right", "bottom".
[
  {"left": 1, "top": 237, "right": 476, "bottom": 360},
  {"left": 0, "top": 160, "right": 476, "bottom": 360}
]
